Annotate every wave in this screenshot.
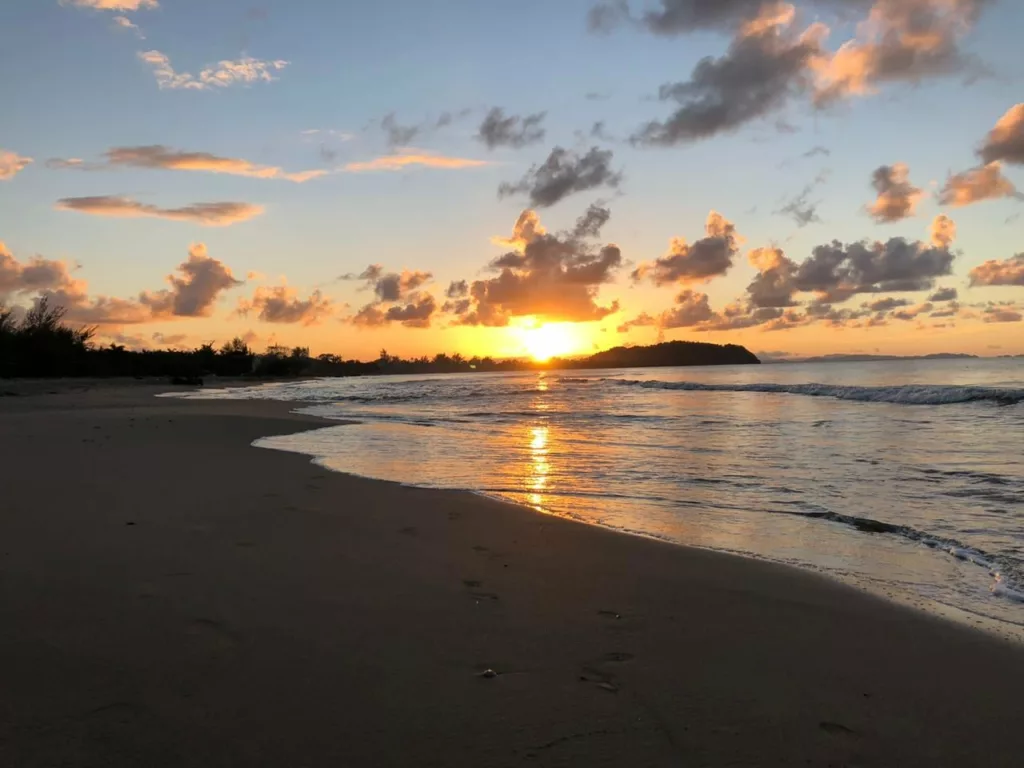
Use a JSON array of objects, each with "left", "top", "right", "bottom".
[{"left": 614, "top": 379, "right": 1024, "bottom": 406}]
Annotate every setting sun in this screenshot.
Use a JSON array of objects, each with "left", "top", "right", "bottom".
[{"left": 517, "top": 321, "right": 583, "bottom": 362}]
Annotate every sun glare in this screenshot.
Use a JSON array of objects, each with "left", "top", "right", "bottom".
[{"left": 517, "top": 321, "right": 580, "bottom": 362}]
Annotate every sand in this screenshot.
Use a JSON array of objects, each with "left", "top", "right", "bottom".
[{"left": 2, "top": 383, "right": 1024, "bottom": 767}]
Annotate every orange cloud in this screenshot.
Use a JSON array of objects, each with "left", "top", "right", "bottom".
[
  {"left": 979, "top": 103, "right": 1024, "bottom": 166},
  {"left": 55, "top": 196, "right": 264, "bottom": 226},
  {"left": 237, "top": 285, "right": 335, "bottom": 325},
  {"left": 138, "top": 51, "right": 288, "bottom": 90},
  {"left": 343, "top": 149, "right": 490, "bottom": 173},
  {"left": 938, "top": 163, "right": 1018, "bottom": 207},
  {"left": 866, "top": 163, "right": 922, "bottom": 223},
  {"left": 0, "top": 150, "right": 33, "bottom": 180},
  {"left": 49, "top": 145, "right": 326, "bottom": 183},
  {"left": 969, "top": 254, "right": 1024, "bottom": 287}
]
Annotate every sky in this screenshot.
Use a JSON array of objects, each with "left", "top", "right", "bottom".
[{"left": 1, "top": 0, "right": 1022, "bottom": 361}]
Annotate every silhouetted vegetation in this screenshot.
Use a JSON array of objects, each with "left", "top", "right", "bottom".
[{"left": 1, "top": 300, "right": 759, "bottom": 381}]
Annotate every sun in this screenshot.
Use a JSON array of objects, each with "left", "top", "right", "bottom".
[{"left": 518, "top": 321, "right": 580, "bottom": 362}]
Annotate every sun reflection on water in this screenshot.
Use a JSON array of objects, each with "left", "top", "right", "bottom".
[{"left": 528, "top": 425, "right": 550, "bottom": 509}]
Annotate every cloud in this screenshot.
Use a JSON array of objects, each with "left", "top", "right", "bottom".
[
  {"left": 660, "top": 289, "right": 716, "bottom": 327},
  {"left": 866, "top": 163, "right": 922, "bottom": 222},
  {"left": 979, "top": 104, "right": 1024, "bottom": 166},
  {"left": 969, "top": 254, "right": 1024, "bottom": 287},
  {"left": 498, "top": 146, "right": 622, "bottom": 208},
  {"left": 930, "top": 213, "right": 956, "bottom": 248},
  {"left": 983, "top": 307, "right": 1022, "bottom": 323},
  {"left": 477, "top": 108, "right": 547, "bottom": 150},
  {"left": 151, "top": 332, "right": 188, "bottom": 347},
  {"left": 813, "top": 0, "right": 990, "bottom": 104},
  {"left": 0, "top": 150, "right": 33, "bottom": 180},
  {"left": 55, "top": 196, "right": 264, "bottom": 226},
  {"left": 776, "top": 177, "right": 825, "bottom": 227},
  {"left": 632, "top": 211, "right": 740, "bottom": 285},
  {"left": 617, "top": 312, "right": 659, "bottom": 333},
  {"left": 138, "top": 51, "right": 288, "bottom": 90},
  {"left": 631, "top": 6, "right": 828, "bottom": 146},
  {"left": 343, "top": 266, "right": 438, "bottom": 328},
  {"left": 863, "top": 296, "right": 909, "bottom": 312},
  {"left": 352, "top": 293, "right": 438, "bottom": 329},
  {"left": 112, "top": 15, "right": 144, "bottom": 37},
  {"left": 445, "top": 280, "right": 469, "bottom": 299},
  {"left": 380, "top": 114, "right": 422, "bottom": 148},
  {"left": 938, "top": 162, "right": 1019, "bottom": 207},
  {"left": 237, "top": 285, "right": 334, "bottom": 325},
  {"left": 591, "top": 0, "right": 865, "bottom": 35},
  {"left": 446, "top": 204, "right": 622, "bottom": 326},
  {"left": 8, "top": 243, "right": 242, "bottom": 326},
  {"left": 803, "top": 145, "right": 831, "bottom": 158},
  {"left": 48, "top": 145, "right": 326, "bottom": 182},
  {"left": 62, "top": 0, "right": 158, "bottom": 9},
  {"left": 746, "top": 246, "right": 800, "bottom": 307},
  {"left": 342, "top": 149, "right": 490, "bottom": 173},
  {"left": 928, "top": 286, "right": 958, "bottom": 301},
  {"left": 0, "top": 242, "right": 86, "bottom": 301}
]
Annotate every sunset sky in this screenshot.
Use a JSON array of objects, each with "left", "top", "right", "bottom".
[{"left": 1, "top": 0, "right": 1022, "bottom": 361}]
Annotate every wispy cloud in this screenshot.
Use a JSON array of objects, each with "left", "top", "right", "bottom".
[
  {"left": 939, "top": 162, "right": 1019, "bottom": 207},
  {"left": 62, "top": 0, "right": 158, "bottom": 10},
  {"left": 342, "top": 149, "right": 490, "bottom": 173},
  {"left": 48, "top": 145, "right": 326, "bottom": 183},
  {"left": 0, "top": 150, "right": 33, "bottom": 180},
  {"left": 55, "top": 196, "right": 264, "bottom": 226},
  {"left": 112, "top": 15, "right": 144, "bottom": 38},
  {"left": 138, "top": 50, "right": 288, "bottom": 90}
]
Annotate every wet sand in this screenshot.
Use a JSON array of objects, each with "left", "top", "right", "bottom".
[{"left": 2, "top": 384, "right": 1024, "bottom": 767}]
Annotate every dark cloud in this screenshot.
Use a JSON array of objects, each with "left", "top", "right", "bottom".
[
  {"left": 380, "top": 113, "right": 421, "bottom": 148},
  {"left": 445, "top": 280, "right": 469, "bottom": 299},
  {"left": 867, "top": 163, "right": 922, "bottom": 223},
  {"left": 776, "top": 180, "right": 824, "bottom": 227},
  {"left": 928, "top": 286, "right": 958, "bottom": 302},
  {"left": 939, "top": 162, "right": 1019, "bottom": 207},
  {"left": 477, "top": 108, "right": 546, "bottom": 150},
  {"left": 446, "top": 205, "right": 622, "bottom": 326},
  {"left": 632, "top": 212, "right": 740, "bottom": 285},
  {"left": 863, "top": 296, "right": 910, "bottom": 312},
  {"left": 55, "top": 196, "right": 263, "bottom": 226},
  {"left": 352, "top": 292, "right": 437, "bottom": 329},
  {"left": 616, "top": 312, "right": 659, "bottom": 333},
  {"left": 499, "top": 147, "right": 622, "bottom": 208},
  {"left": 746, "top": 247, "right": 800, "bottom": 307},
  {"left": 983, "top": 307, "right": 1023, "bottom": 323},
  {"left": 237, "top": 285, "right": 334, "bottom": 325},
  {"left": 979, "top": 104, "right": 1024, "bottom": 166},
  {"left": 803, "top": 145, "right": 830, "bottom": 158},
  {"left": 631, "top": 8, "right": 827, "bottom": 145},
  {"left": 660, "top": 289, "right": 715, "bottom": 328},
  {"left": 341, "top": 265, "right": 432, "bottom": 302},
  {"left": 969, "top": 254, "right": 1024, "bottom": 287}
]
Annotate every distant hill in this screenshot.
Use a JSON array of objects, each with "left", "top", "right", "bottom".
[
  {"left": 790, "top": 353, "right": 978, "bottom": 364},
  {"left": 576, "top": 341, "right": 760, "bottom": 369}
]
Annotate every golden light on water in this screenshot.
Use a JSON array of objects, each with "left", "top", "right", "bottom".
[{"left": 528, "top": 425, "right": 550, "bottom": 508}]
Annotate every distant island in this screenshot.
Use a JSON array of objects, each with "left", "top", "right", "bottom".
[
  {"left": 773, "top": 353, "right": 979, "bottom": 364},
  {"left": 574, "top": 341, "right": 760, "bottom": 369}
]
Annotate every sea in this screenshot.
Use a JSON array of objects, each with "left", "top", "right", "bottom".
[{"left": 176, "top": 358, "right": 1024, "bottom": 639}]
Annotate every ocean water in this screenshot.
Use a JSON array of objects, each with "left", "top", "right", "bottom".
[{"left": 178, "top": 359, "right": 1024, "bottom": 637}]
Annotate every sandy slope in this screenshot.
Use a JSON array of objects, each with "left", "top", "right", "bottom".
[{"left": 2, "top": 384, "right": 1023, "bottom": 767}]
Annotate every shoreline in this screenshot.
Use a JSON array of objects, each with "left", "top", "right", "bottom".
[{"left": 3, "top": 385, "right": 1024, "bottom": 766}]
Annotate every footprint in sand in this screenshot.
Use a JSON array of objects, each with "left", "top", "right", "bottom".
[
  {"left": 578, "top": 666, "right": 619, "bottom": 693},
  {"left": 819, "top": 721, "right": 860, "bottom": 737}
]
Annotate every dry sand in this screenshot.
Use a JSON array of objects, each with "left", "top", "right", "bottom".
[{"left": 2, "top": 383, "right": 1024, "bottom": 767}]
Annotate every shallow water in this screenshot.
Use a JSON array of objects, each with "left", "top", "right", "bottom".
[{"left": 177, "top": 358, "right": 1024, "bottom": 637}]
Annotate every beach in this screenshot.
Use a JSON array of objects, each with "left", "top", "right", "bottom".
[{"left": 3, "top": 383, "right": 1024, "bottom": 767}]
